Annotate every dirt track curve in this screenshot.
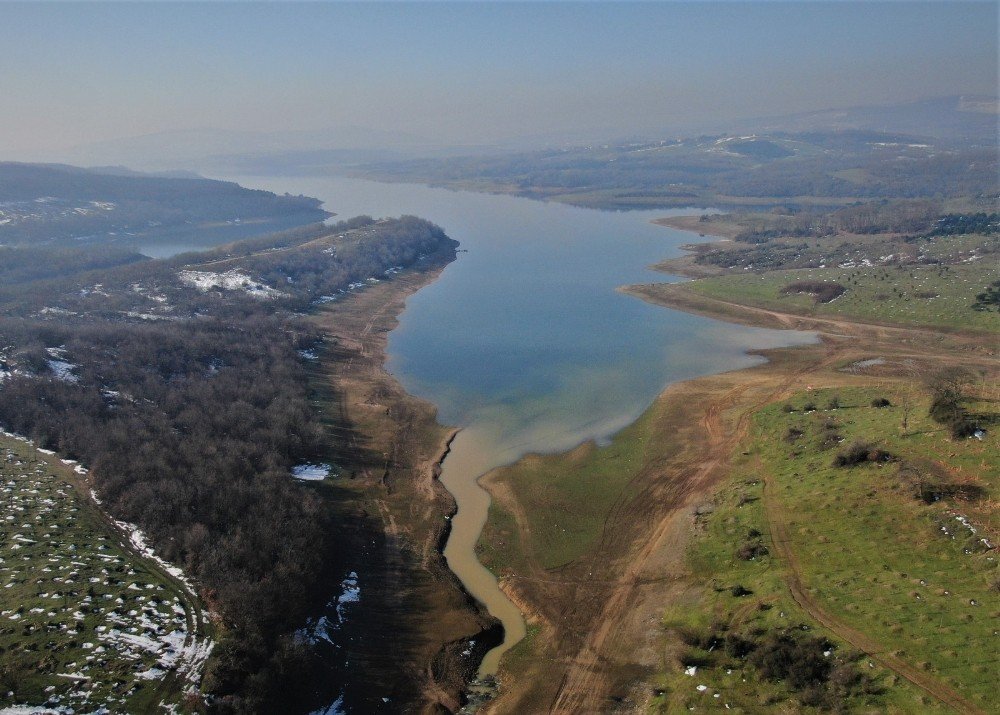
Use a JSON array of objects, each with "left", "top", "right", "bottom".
[
  {"left": 483, "top": 295, "right": 995, "bottom": 714},
  {"left": 762, "top": 475, "right": 987, "bottom": 715}
]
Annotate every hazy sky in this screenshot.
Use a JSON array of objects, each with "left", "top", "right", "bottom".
[{"left": 2, "top": 1, "right": 997, "bottom": 155}]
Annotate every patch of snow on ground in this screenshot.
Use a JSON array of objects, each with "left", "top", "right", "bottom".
[
  {"left": 177, "top": 270, "right": 287, "bottom": 299},
  {"left": 335, "top": 572, "right": 360, "bottom": 624},
  {"left": 47, "top": 360, "right": 79, "bottom": 383},
  {"left": 292, "top": 463, "right": 330, "bottom": 481},
  {"left": 103, "top": 507, "right": 196, "bottom": 592},
  {"left": 309, "top": 694, "right": 345, "bottom": 715},
  {"left": 297, "top": 571, "right": 361, "bottom": 646}
]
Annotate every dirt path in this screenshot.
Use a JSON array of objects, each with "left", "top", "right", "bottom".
[
  {"left": 483, "top": 290, "right": 995, "bottom": 713},
  {"left": 547, "top": 341, "right": 843, "bottom": 713},
  {"left": 761, "top": 474, "right": 986, "bottom": 715}
]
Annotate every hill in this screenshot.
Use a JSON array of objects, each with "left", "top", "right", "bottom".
[{"left": 0, "top": 162, "right": 329, "bottom": 246}]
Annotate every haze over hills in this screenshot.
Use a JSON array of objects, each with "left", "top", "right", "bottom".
[
  {"left": 27, "top": 125, "right": 471, "bottom": 175},
  {"left": 341, "top": 103, "right": 998, "bottom": 212},
  {"left": 18, "top": 95, "right": 997, "bottom": 179},
  {"left": 730, "top": 95, "right": 999, "bottom": 146}
]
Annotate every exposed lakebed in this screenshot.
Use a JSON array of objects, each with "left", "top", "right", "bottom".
[{"left": 217, "top": 176, "right": 816, "bottom": 687}]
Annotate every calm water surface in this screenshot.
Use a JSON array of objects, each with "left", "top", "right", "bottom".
[{"left": 220, "top": 175, "right": 816, "bottom": 677}]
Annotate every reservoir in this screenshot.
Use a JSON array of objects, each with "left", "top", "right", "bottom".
[{"left": 218, "top": 176, "right": 815, "bottom": 682}]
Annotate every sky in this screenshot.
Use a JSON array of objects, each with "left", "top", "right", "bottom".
[{"left": 1, "top": 1, "right": 997, "bottom": 157}]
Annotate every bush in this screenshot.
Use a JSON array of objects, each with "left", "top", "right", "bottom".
[
  {"left": 784, "top": 427, "right": 804, "bottom": 442},
  {"left": 736, "top": 541, "right": 770, "bottom": 560},
  {"left": 826, "top": 396, "right": 840, "bottom": 410},
  {"left": 749, "top": 632, "right": 833, "bottom": 689},
  {"left": 833, "top": 441, "right": 894, "bottom": 467},
  {"left": 926, "top": 367, "right": 974, "bottom": 425},
  {"left": 819, "top": 427, "right": 843, "bottom": 450},
  {"left": 724, "top": 633, "right": 756, "bottom": 658},
  {"left": 780, "top": 281, "right": 846, "bottom": 304},
  {"left": 871, "top": 398, "right": 891, "bottom": 408},
  {"left": 950, "top": 417, "right": 980, "bottom": 439}
]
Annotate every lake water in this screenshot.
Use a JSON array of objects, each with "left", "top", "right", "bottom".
[
  {"left": 216, "top": 175, "right": 816, "bottom": 680},
  {"left": 133, "top": 212, "right": 324, "bottom": 258}
]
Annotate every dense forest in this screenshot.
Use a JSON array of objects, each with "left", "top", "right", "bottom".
[
  {"left": 0, "top": 216, "right": 456, "bottom": 712},
  {"left": 0, "top": 162, "right": 329, "bottom": 245}
]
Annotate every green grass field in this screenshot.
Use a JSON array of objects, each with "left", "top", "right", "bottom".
[
  {"left": 686, "top": 261, "right": 998, "bottom": 333},
  {"left": 478, "top": 408, "right": 661, "bottom": 574},
  {"left": 0, "top": 435, "right": 207, "bottom": 712},
  {"left": 652, "top": 384, "right": 997, "bottom": 713}
]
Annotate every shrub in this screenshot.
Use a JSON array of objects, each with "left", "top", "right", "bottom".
[
  {"left": 749, "top": 632, "right": 833, "bottom": 689},
  {"left": 926, "top": 367, "right": 974, "bottom": 424},
  {"left": 724, "top": 633, "right": 756, "bottom": 658},
  {"left": 736, "top": 541, "right": 770, "bottom": 560},
  {"left": 826, "top": 396, "right": 840, "bottom": 410},
  {"left": 780, "top": 281, "right": 846, "bottom": 304},
  {"left": 784, "top": 427, "right": 804, "bottom": 442},
  {"left": 819, "top": 427, "right": 843, "bottom": 450},
  {"left": 914, "top": 481, "right": 985, "bottom": 504},
  {"left": 871, "top": 398, "right": 891, "bottom": 408},
  {"left": 833, "top": 441, "right": 894, "bottom": 467},
  {"left": 950, "top": 417, "right": 980, "bottom": 439}
]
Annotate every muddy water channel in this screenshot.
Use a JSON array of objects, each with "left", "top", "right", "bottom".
[{"left": 225, "top": 175, "right": 816, "bottom": 681}]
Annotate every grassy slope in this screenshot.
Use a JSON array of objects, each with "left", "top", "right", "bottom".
[
  {"left": 0, "top": 435, "right": 201, "bottom": 712},
  {"left": 686, "top": 262, "right": 998, "bottom": 334},
  {"left": 651, "top": 384, "right": 997, "bottom": 713}
]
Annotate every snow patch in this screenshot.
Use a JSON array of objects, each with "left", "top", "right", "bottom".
[
  {"left": 309, "top": 694, "right": 345, "bottom": 715},
  {"left": 178, "top": 270, "right": 286, "bottom": 299},
  {"left": 292, "top": 463, "right": 330, "bottom": 481}
]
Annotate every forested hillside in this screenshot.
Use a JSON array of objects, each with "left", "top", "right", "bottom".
[
  {"left": 0, "top": 162, "right": 329, "bottom": 244},
  {"left": 0, "top": 216, "right": 456, "bottom": 712}
]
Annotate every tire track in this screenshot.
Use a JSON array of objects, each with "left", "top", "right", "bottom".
[{"left": 762, "top": 475, "right": 986, "bottom": 715}]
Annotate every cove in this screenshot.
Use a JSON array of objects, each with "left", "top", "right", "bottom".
[{"left": 221, "top": 175, "right": 816, "bottom": 679}]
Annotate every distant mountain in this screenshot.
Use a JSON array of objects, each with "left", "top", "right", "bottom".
[
  {"left": 45, "top": 125, "right": 437, "bottom": 174},
  {"left": 83, "top": 165, "right": 206, "bottom": 180},
  {"left": 730, "top": 95, "right": 997, "bottom": 145},
  {"left": 35, "top": 96, "right": 997, "bottom": 177}
]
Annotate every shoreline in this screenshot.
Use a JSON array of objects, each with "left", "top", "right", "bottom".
[
  {"left": 474, "top": 217, "right": 996, "bottom": 712},
  {"left": 310, "top": 244, "right": 502, "bottom": 713}
]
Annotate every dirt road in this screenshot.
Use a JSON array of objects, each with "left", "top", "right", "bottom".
[{"left": 482, "top": 296, "right": 995, "bottom": 714}]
